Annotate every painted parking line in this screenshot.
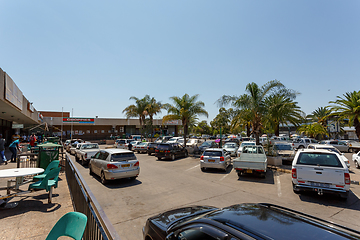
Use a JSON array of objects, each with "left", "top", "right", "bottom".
[
  {"left": 186, "top": 164, "right": 200, "bottom": 171},
  {"left": 219, "top": 174, "right": 228, "bottom": 181},
  {"left": 274, "top": 171, "right": 282, "bottom": 197}
]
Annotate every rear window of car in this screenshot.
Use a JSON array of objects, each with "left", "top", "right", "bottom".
[
  {"left": 149, "top": 143, "right": 158, "bottom": 147},
  {"left": 203, "top": 151, "right": 222, "bottom": 157},
  {"left": 157, "top": 144, "right": 172, "bottom": 150},
  {"left": 274, "top": 144, "right": 292, "bottom": 150},
  {"left": 111, "top": 152, "right": 136, "bottom": 161},
  {"left": 82, "top": 144, "right": 99, "bottom": 149},
  {"left": 117, "top": 140, "right": 126, "bottom": 144},
  {"left": 296, "top": 152, "right": 342, "bottom": 167}
]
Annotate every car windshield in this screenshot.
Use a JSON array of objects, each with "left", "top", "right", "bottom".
[
  {"left": 157, "top": 144, "right": 171, "bottom": 150},
  {"left": 83, "top": 144, "right": 99, "bottom": 149},
  {"left": 138, "top": 142, "right": 147, "bottom": 146},
  {"left": 187, "top": 139, "right": 195, "bottom": 144},
  {"left": 296, "top": 152, "right": 342, "bottom": 167},
  {"left": 241, "top": 142, "right": 255, "bottom": 147},
  {"left": 224, "top": 143, "right": 236, "bottom": 148},
  {"left": 242, "top": 146, "right": 264, "bottom": 154},
  {"left": 118, "top": 140, "right": 126, "bottom": 144},
  {"left": 111, "top": 152, "right": 137, "bottom": 161},
  {"left": 201, "top": 142, "right": 212, "bottom": 147},
  {"left": 274, "top": 144, "right": 292, "bottom": 150},
  {"left": 203, "top": 151, "right": 222, "bottom": 157}
]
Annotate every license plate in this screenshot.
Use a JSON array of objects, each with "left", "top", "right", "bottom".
[
  {"left": 121, "top": 164, "right": 130, "bottom": 168},
  {"left": 208, "top": 159, "right": 215, "bottom": 162},
  {"left": 160, "top": 150, "right": 164, "bottom": 153},
  {"left": 310, "top": 182, "right": 329, "bottom": 188},
  {"left": 246, "top": 169, "right": 253, "bottom": 173}
]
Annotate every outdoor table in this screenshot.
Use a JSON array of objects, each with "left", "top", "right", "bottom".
[{"left": 0, "top": 168, "right": 44, "bottom": 209}]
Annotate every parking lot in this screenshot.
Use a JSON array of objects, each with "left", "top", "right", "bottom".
[{"left": 69, "top": 147, "right": 360, "bottom": 240}]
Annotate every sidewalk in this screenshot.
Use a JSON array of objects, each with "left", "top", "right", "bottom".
[{"left": 0, "top": 150, "right": 74, "bottom": 240}]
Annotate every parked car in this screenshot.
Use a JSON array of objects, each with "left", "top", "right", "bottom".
[
  {"left": 147, "top": 142, "right": 159, "bottom": 155},
  {"left": 200, "top": 148, "right": 231, "bottom": 171},
  {"left": 75, "top": 143, "right": 100, "bottom": 166},
  {"left": 292, "top": 149, "right": 350, "bottom": 199},
  {"left": 129, "top": 141, "right": 142, "bottom": 150},
  {"left": 319, "top": 140, "right": 349, "bottom": 152},
  {"left": 307, "top": 144, "right": 350, "bottom": 168},
  {"left": 237, "top": 141, "right": 255, "bottom": 157},
  {"left": 222, "top": 142, "right": 238, "bottom": 157},
  {"left": 272, "top": 142, "right": 295, "bottom": 163},
  {"left": 70, "top": 143, "right": 81, "bottom": 155},
  {"left": 155, "top": 136, "right": 173, "bottom": 143},
  {"left": 167, "top": 137, "right": 184, "bottom": 146},
  {"left": 233, "top": 145, "right": 267, "bottom": 177},
  {"left": 292, "top": 138, "right": 318, "bottom": 150},
  {"left": 134, "top": 142, "right": 150, "bottom": 153},
  {"left": 155, "top": 143, "right": 188, "bottom": 160},
  {"left": 352, "top": 150, "right": 360, "bottom": 169},
  {"left": 142, "top": 203, "right": 360, "bottom": 240},
  {"left": 65, "top": 139, "right": 84, "bottom": 152},
  {"left": 116, "top": 139, "right": 133, "bottom": 149},
  {"left": 186, "top": 138, "right": 204, "bottom": 148},
  {"left": 89, "top": 149, "right": 140, "bottom": 184},
  {"left": 198, "top": 141, "right": 219, "bottom": 153},
  {"left": 344, "top": 140, "right": 360, "bottom": 153}
]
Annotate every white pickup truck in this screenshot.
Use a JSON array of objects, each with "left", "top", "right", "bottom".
[
  {"left": 233, "top": 145, "right": 267, "bottom": 178},
  {"left": 75, "top": 143, "right": 100, "bottom": 166},
  {"left": 291, "top": 138, "right": 318, "bottom": 150},
  {"left": 292, "top": 149, "right": 350, "bottom": 199}
]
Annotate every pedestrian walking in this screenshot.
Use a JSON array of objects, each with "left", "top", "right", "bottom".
[
  {"left": 9, "top": 139, "right": 20, "bottom": 162},
  {"left": 0, "top": 134, "right": 7, "bottom": 165},
  {"left": 128, "top": 142, "right": 133, "bottom": 151}
]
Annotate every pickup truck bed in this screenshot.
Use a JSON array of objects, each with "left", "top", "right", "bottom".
[{"left": 233, "top": 145, "right": 267, "bottom": 178}]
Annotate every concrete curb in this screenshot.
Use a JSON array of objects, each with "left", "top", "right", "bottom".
[{"left": 268, "top": 165, "right": 292, "bottom": 173}]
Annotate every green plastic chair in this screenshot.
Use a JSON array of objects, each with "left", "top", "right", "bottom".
[
  {"left": 29, "top": 167, "right": 61, "bottom": 191},
  {"left": 33, "top": 160, "right": 60, "bottom": 181},
  {"left": 46, "top": 212, "right": 87, "bottom": 240}
]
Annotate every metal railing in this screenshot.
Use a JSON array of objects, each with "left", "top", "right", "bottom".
[{"left": 65, "top": 154, "right": 121, "bottom": 240}]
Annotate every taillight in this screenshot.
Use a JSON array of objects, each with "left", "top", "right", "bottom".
[
  {"left": 107, "top": 164, "right": 118, "bottom": 169},
  {"left": 166, "top": 150, "right": 170, "bottom": 153},
  {"left": 155, "top": 149, "right": 159, "bottom": 152},
  {"left": 85, "top": 153, "right": 87, "bottom": 158},
  {"left": 220, "top": 156, "right": 224, "bottom": 161},
  {"left": 345, "top": 173, "right": 350, "bottom": 185},
  {"left": 200, "top": 155, "right": 204, "bottom": 160},
  {"left": 134, "top": 161, "right": 139, "bottom": 167},
  {"left": 292, "top": 168, "right": 297, "bottom": 179}
]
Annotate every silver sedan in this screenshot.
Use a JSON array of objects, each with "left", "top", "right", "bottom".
[
  {"left": 223, "top": 142, "right": 238, "bottom": 157},
  {"left": 89, "top": 149, "right": 140, "bottom": 184},
  {"left": 200, "top": 148, "right": 231, "bottom": 171}
]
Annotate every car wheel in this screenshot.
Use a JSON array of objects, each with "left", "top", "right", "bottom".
[
  {"left": 130, "top": 176, "right": 137, "bottom": 180},
  {"left": 148, "top": 152, "right": 151, "bottom": 155},
  {"left": 355, "top": 160, "right": 360, "bottom": 169},
  {"left": 101, "top": 172, "right": 107, "bottom": 185},
  {"left": 157, "top": 157, "right": 161, "bottom": 160},
  {"left": 298, "top": 145, "right": 304, "bottom": 149},
  {"left": 171, "top": 154, "right": 175, "bottom": 161},
  {"left": 184, "top": 151, "right": 188, "bottom": 158},
  {"left": 237, "top": 171, "right": 242, "bottom": 177},
  {"left": 339, "top": 192, "right": 349, "bottom": 201},
  {"left": 201, "top": 167, "right": 206, "bottom": 172},
  {"left": 292, "top": 183, "right": 301, "bottom": 194}
]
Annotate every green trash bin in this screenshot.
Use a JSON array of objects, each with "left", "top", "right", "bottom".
[{"left": 37, "top": 142, "right": 62, "bottom": 169}]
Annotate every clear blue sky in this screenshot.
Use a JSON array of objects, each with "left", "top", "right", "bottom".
[{"left": 1, "top": 0, "right": 359, "bottom": 123}]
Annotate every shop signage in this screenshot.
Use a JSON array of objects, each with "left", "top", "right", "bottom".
[{"left": 63, "top": 118, "right": 95, "bottom": 124}]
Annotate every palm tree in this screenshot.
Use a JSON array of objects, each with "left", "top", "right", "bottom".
[
  {"left": 122, "top": 96, "right": 148, "bottom": 138},
  {"left": 297, "top": 123, "right": 328, "bottom": 138},
  {"left": 218, "top": 80, "right": 289, "bottom": 144},
  {"left": 264, "top": 94, "right": 303, "bottom": 136},
  {"left": 308, "top": 107, "right": 332, "bottom": 127},
  {"left": 163, "top": 94, "right": 208, "bottom": 145},
  {"left": 329, "top": 91, "right": 360, "bottom": 140},
  {"left": 144, "top": 95, "right": 163, "bottom": 140}
]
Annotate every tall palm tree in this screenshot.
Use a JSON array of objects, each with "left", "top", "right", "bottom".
[
  {"left": 308, "top": 107, "right": 332, "bottom": 127},
  {"left": 163, "top": 94, "right": 208, "bottom": 145},
  {"left": 144, "top": 95, "right": 163, "bottom": 139},
  {"left": 218, "top": 80, "right": 289, "bottom": 144},
  {"left": 122, "top": 96, "right": 148, "bottom": 138},
  {"left": 329, "top": 91, "right": 360, "bottom": 140},
  {"left": 297, "top": 123, "right": 328, "bottom": 138},
  {"left": 264, "top": 94, "right": 303, "bottom": 136}
]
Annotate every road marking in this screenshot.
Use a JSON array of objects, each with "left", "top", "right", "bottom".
[
  {"left": 219, "top": 175, "right": 228, "bottom": 181},
  {"left": 274, "top": 171, "right": 282, "bottom": 197},
  {"left": 186, "top": 164, "right": 200, "bottom": 171}
]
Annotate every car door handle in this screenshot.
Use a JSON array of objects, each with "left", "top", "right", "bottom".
[{"left": 316, "top": 172, "right": 322, "bottom": 174}]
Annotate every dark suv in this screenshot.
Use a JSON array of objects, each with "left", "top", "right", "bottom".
[
  {"left": 147, "top": 142, "right": 159, "bottom": 155},
  {"left": 155, "top": 143, "right": 188, "bottom": 160},
  {"left": 143, "top": 203, "right": 360, "bottom": 240}
]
